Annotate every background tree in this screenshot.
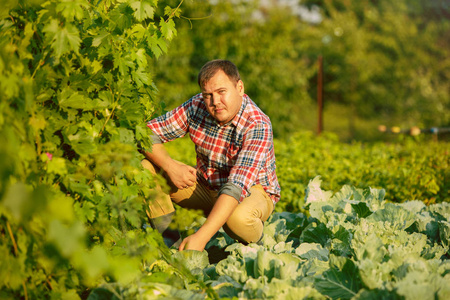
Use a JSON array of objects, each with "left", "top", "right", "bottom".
[{"left": 152, "top": 0, "right": 450, "bottom": 140}]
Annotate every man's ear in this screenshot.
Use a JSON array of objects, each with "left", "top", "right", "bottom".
[{"left": 237, "top": 80, "right": 244, "bottom": 96}]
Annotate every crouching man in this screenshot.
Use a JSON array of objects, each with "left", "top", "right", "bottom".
[{"left": 142, "top": 59, "right": 281, "bottom": 251}]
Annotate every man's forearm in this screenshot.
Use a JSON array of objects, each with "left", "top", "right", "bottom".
[
  {"left": 144, "top": 143, "right": 177, "bottom": 172},
  {"left": 179, "top": 193, "right": 239, "bottom": 251},
  {"left": 197, "top": 194, "right": 239, "bottom": 240}
]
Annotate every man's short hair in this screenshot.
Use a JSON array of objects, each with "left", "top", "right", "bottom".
[{"left": 198, "top": 59, "right": 241, "bottom": 89}]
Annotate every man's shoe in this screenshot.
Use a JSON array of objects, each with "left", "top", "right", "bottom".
[{"left": 146, "top": 212, "right": 182, "bottom": 248}]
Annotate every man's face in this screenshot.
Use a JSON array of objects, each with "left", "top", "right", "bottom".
[{"left": 201, "top": 70, "right": 244, "bottom": 126}]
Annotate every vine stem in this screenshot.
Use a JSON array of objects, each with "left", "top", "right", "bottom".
[
  {"left": 99, "top": 88, "right": 121, "bottom": 137},
  {"left": 6, "top": 222, "right": 26, "bottom": 298},
  {"left": 167, "top": 0, "right": 184, "bottom": 21},
  {"left": 46, "top": 275, "right": 53, "bottom": 290},
  {"left": 6, "top": 221, "right": 18, "bottom": 256},
  {"left": 180, "top": 14, "right": 212, "bottom": 29},
  {"left": 98, "top": 105, "right": 116, "bottom": 137},
  {"left": 31, "top": 50, "right": 50, "bottom": 79},
  {"left": 22, "top": 281, "right": 28, "bottom": 300}
]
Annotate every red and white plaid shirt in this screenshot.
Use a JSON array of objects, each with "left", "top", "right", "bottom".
[{"left": 147, "top": 94, "right": 281, "bottom": 204}]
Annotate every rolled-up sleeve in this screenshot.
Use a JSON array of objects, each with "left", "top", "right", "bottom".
[
  {"left": 147, "top": 99, "right": 192, "bottom": 143},
  {"left": 220, "top": 122, "right": 271, "bottom": 202}
]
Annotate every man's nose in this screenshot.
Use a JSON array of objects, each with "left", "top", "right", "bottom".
[{"left": 210, "top": 94, "right": 220, "bottom": 106}]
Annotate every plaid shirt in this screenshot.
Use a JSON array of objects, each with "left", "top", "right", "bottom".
[{"left": 147, "top": 94, "right": 281, "bottom": 204}]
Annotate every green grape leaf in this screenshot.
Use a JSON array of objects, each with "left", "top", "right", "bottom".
[
  {"left": 130, "top": 0, "right": 155, "bottom": 21},
  {"left": 159, "top": 18, "right": 176, "bottom": 41},
  {"left": 47, "top": 157, "right": 68, "bottom": 175},
  {"left": 92, "top": 30, "right": 110, "bottom": 47},
  {"left": 148, "top": 36, "right": 163, "bottom": 58},
  {"left": 113, "top": 53, "right": 134, "bottom": 76},
  {"left": 58, "top": 88, "right": 93, "bottom": 110},
  {"left": 56, "top": 0, "right": 87, "bottom": 21},
  {"left": 67, "top": 130, "right": 97, "bottom": 155},
  {"left": 109, "top": 4, "right": 133, "bottom": 31},
  {"left": 43, "top": 20, "right": 81, "bottom": 58},
  {"left": 48, "top": 219, "right": 86, "bottom": 257},
  {"left": 80, "top": 201, "right": 96, "bottom": 223}
]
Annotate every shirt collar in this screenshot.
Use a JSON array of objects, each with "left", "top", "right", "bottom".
[{"left": 229, "top": 94, "right": 248, "bottom": 128}]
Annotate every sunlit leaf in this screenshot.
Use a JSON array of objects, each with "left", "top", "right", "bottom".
[
  {"left": 130, "top": 0, "right": 155, "bottom": 21},
  {"left": 173, "top": 250, "right": 209, "bottom": 273},
  {"left": 43, "top": 20, "right": 81, "bottom": 58},
  {"left": 160, "top": 18, "right": 176, "bottom": 41},
  {"left": 305, "top": 176, "right": 333, "bottom": 204}
]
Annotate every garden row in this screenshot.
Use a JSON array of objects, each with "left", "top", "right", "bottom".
[
  {"left": 89, "top": 177, "right": 450, "bottom": 299},
  {"left": 165, "top": 131, "right": 449, "bottom": 215}
]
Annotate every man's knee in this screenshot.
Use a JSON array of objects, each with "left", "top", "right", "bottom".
[
  {"left": 224, "top": 206, "right": 263, "bottom": 243},
  {"left": 141, "top": 158, "right": 158, "bottom": 174}
]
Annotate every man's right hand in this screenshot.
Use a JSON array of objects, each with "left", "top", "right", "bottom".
[
  {"left": 165, "top": 161, "right": 197, "bottom": 190},
  {"left": 145, "top": 143, "right": 197, "bottom": 190}
]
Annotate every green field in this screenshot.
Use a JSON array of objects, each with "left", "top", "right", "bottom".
[{"left": 165, "top": 131, "right": 449, "bottom": 209}]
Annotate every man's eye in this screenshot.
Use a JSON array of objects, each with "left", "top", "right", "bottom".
[{"left": 219, "top": 90, "right": 226, "bottom": 94}]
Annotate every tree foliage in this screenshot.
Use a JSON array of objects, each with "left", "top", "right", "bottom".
[
  {"left": 152, "top": 0, "right": 450, "bottom": 140},
  {"left": 0, "top": 0, "right": 193, "bottom": 298}
]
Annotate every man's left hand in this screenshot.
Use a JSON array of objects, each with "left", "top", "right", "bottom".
[
  {"left": 178, "top": 232, "right": 208, "bottom": 252},
  {"left": 178, "top": 194, "right": 238, "bottom": 252}
]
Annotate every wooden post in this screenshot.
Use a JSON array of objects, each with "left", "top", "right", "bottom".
[{"left": 317, "top": 55, "right": 323, "bottom": 135}]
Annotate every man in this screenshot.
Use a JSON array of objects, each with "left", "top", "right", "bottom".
[{"left": 142, "top": 59, "right": 281, "bottom": 251}]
